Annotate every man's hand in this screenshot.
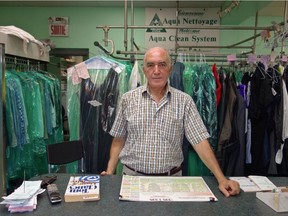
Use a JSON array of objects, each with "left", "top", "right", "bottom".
[
  {"left": 100, "top": 171, "right": 113, "bottom": 176},
  {"left": 192, "top": 140, "right": 241, "bottom": 197},
  {"left": 218, "top": 179, "right": 240, "bottom": 197}
]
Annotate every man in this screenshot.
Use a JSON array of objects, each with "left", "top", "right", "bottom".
[{"left": 101, "top": 47, "right": 240, "bottom": 197}]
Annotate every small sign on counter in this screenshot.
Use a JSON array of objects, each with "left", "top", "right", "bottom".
[{"left": 257, "top": 189, "right": 288, "bottom": 212}]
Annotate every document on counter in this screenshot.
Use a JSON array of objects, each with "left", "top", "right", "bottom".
[
  {"left": 229, "top": 176, "right": 277, "bottom": 192},
  {"left": 119, "top": 175, "right": 218, "bottom": 202},
  {"left": 0, "top": 180, "right": 44, "bottom": 213},
  {"left": 1, "top": 180, "right": 43, "bottom": 202}
]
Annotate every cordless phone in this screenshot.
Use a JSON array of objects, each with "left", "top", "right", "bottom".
[{"left": 47, "top": 184, "right": 62, "bottom": 204}]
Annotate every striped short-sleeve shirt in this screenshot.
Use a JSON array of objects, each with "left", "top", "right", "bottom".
[{"left": 109, "top": 84, "right": 210, "bottom": 174}]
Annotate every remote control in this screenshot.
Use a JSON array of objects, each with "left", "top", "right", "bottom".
[{"left": 47, "top": 184, "right": 62, "bottom": 204}]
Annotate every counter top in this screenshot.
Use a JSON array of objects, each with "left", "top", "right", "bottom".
[{"left": 1, "top": 174, "right": 288, "bottom": 216}]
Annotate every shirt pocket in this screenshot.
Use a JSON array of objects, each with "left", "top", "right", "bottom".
[
  {"left": 126, "top": 112, "right": 147, "bottom": 140},
  {"left": 160, "top": 117, "right": 183, "bottom": 143}
]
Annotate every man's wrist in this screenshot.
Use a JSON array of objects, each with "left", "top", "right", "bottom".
[
  {"left": 214, "top": 173, "right": 227, "bottom": 184},
  {"left": 106, "top": 167, "right": 115, "bottom": 175}
]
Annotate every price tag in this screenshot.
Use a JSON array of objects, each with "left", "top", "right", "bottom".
[
  {"left": 282, "top": 55, "right": 288, "bottom": 62},
  {"left": 227, "top": 54, "right": 237, "bottom": 62},
  {"left": 260, "top": 55, "right": 270, "bottom": 71},
  {"left": 247, "top": 54, "right": 258, "bottom": 64},
  {"left": 270, "top": 51, "right": 277, "bottom": 63}
]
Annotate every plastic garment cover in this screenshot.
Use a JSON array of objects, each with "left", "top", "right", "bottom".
[
  {"left": 128, "top": 60, "right": 145, "bottom": 90},
  {"left": 67, "top": 56, "right": 132, "bottom": 174},
  {"left": 5, "top": 70, "right": 63, "bottom": 191},
  {"left": 5, "top": 71, "right": 30, "bottom": 148}
]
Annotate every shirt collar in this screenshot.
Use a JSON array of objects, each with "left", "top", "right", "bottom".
[{"left": 141, "top": 83, "right": 172, "bottom": 97}]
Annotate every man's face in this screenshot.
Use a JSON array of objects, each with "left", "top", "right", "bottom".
[{"left": 143, "top": 48, "right": 172, "bottom": 89}]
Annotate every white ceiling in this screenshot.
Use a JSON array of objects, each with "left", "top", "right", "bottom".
[{"left": 0, "top": 0, "right": 226, "bottom": 8}]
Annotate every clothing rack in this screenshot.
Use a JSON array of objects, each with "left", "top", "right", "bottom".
[
  {"left": 0, "top": 32, "right": 49, "bottom": 197},
  {"left": 5, "top": 55, "right": 47, "bottom": 71}
]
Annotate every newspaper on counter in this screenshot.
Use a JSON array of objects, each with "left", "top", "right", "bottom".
[{"left": 119, "top": 175, "right": 218, "bottom": 202}]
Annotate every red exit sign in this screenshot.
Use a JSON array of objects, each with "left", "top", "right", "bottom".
[
  {"left": 50, "top": 24, "right": 68, "bottom": 36},
  {"left": 48, "top": 17, "right": 69, "bottom": 37}
]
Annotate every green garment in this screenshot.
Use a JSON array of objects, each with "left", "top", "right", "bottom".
[
  {"left": 183, "top": 62, "right": 217, "bottom": 176},
  {"left": 5, "top": 70, "right": 63, "bottom": 190}
]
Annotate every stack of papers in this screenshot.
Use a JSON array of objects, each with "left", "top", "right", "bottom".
[{"left": 0, "top": 181, "right": 45, "bottom": 213}]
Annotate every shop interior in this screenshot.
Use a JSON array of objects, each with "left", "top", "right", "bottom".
[{"left": 1, "top": 0, "right": 288, "bottom": 199}]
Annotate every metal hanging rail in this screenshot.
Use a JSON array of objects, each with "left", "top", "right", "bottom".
[
  {"left": 95, "top": 23, "right": 275, "bottom": 60},
  {"left": 281, "top": 0, "right": 288, "bottom": 53},
  {"left": 95, "top": 0, "right": 288, "bottom": 61},
  {"left": 96, "top": 25, "right": 273, "bottom": 31}
]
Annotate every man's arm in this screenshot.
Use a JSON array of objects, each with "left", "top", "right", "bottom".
[
  {"left": 101, "top": 137, "right": 125, "bottom": 175},
  {"left": 193, "top": 139, "right": 240, "bottom": 197}
]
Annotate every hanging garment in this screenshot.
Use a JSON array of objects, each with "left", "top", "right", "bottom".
[
  {"left": 170, "top": 61, "right": 185, "bottom": 92},
  {"left": 80, "top": 68, "right": 119, "bottom": 173},
  {"left": 275, "top": 78, "right": 288, "bottom": 175},
  {"left": 248, "top": 63, "right": 278, "bottom": 175},
  {"left": 5, "top": 69, "right": 63, "bottom": 191},
  {"left": 212, "top": 64, "right": 222, "bottom": 106},
  {"left": 182, "top": 61, "right": 217, "bottom": 176},
  {"left": 217, "top": 67, "right": 227, "bottom": 141},
  {"left": 225, "top": 75, "right": 246, "bottom": 176},
  {"left": 241, "top": 72, "right": 252, "bottom": 165},
  {"left": 276, "top": 68, "right": 288, "bottom": 176},
  {"left": 67, "top": 56, "right": 130, "bottom": 174},
  {"left": 5, "top": 71, "right": 30, "bottom": 148},
  {"left": 13, "top": 71, "right": 45, "bottom": 149},
  {"left": 187, "top": 63, "right": 217, "bottom": 152},
  {"left": 217, "top": 74, "right": 237, "bottom": 173},
  {"left": 265, "top": 68, "right": 281, "bottom": 176},
  {"left": 169, "top": 62, "right": 189, "bottom": 175},
  {"left": 128, "top": 60, "right": 144, "bottom": 90}
]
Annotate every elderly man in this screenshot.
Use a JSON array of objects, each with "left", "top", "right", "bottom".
[{"left": 101, "top": 47, "right": 240, "bottom": 197}]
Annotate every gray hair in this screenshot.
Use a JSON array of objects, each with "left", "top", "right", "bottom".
[{"left": 143, "top": 47, "right": 172, "bottom": 65}]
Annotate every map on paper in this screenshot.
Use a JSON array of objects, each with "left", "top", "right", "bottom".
[{"left": 119, "top": 175, "right": 218, "bottom": 202}]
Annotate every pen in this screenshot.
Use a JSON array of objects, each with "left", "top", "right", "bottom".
[
  {"left": 23, "top": 170, "right": 26, "bottom": 193},
  {"left": 209, "top": 197, "right": 216, "bottom": 202}
]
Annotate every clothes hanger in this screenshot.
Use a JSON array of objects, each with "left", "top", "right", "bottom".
[{"left": 255, "top": 62, "right": 269, "bottom": 80}]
